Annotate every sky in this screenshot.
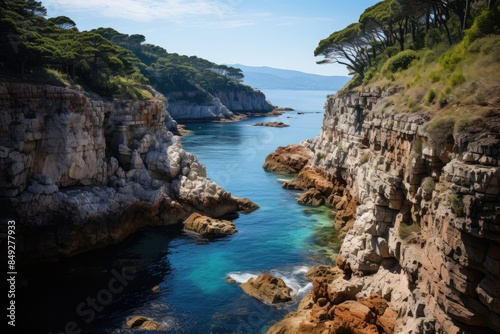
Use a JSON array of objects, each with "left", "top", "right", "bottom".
[{"left": 43, "top": 0, "right": 380, "bottom": 76}]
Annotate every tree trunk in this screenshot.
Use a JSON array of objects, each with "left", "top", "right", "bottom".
[{"left": 463, "top": 0, "right": 471, "bottom": 34}]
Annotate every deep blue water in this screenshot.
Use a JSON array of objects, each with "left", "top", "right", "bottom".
[{"left": 19, "top": 90, "right": 338, "bottom": 334}]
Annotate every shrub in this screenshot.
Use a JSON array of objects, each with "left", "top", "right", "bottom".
[
  {"left": 316, "top": 152, "right": 327, "bottom": 162},
  {"left": 440, "top": 40, "right": 468, "bottom": 72},
  {"left": 448, "top": 193, "right": 465, "bottom": 217},
  {"left": 383, "top": 50, "right": 419, "bottom": 74},
  {"left": 468, "top": 34, "right": 500, "bottom": 55},
  {"left": 438, "top": 91, "right": 448, "bottom": 107},
  {"left": 426, "top": 88, "right": 436, "bottom": 103},
  {"left": 465, "top": 7, "right": 500, "bottom": 43},
  {"left": 359, "top": 152, "right": 370, "bottom": 165},
  {"left": 421, "top": 177, "right": 435, "bottom": 193},
  {"left": 425, "top": 116, "right": 455, "bottom": 148},
  {"left": 412, "top": 139, "right": 423, "bottom": 154},
  {"left": 429, "top": 71, "right": 441, "bottom": 83},
  {"left": 449, "top": 70, "right": 466, "bottom": 87},
  {"left": 398, "top": 222, "right": 421, "bottom": 240}
]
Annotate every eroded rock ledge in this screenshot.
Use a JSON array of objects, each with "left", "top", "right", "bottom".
[
  {"left": 0, "top": 82, "right": 254, "bottom": 263},
  {"left": 264, "top": 86, "right": 500, "bottom": 333}
]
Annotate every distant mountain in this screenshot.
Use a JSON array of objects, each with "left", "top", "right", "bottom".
[{"left": 229, "top": 64, "right": 350, "bottom": 91}]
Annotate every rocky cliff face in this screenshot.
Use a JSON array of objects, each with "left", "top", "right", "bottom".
[
  {"left": 265, "top": 86, "right": 500, "bottom": 333},
  {"left": 167, "top": 89, "right": 274, "bottom": 121},
  {"left": 213, "top": 89, "right": 274, "bottom": 113},
  {"left": 0, "top": 82, "right": 248, "bottom": 262}
]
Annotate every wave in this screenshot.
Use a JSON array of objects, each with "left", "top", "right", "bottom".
[
  {"left": 226, "top": 272, "right": 259, "bottom": 284},
  {"left": 227, "top": 265, "right": 312, "bottom": 297}
]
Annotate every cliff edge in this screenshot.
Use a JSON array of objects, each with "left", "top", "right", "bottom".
[
  {"left": 265, "top": 85, "right": 500, "bottom": 333},
  {"left": 0, "top": 82, "right": 251, "bottom": 263}
]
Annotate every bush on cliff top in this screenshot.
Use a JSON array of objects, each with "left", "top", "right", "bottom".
[{"left": 316, "top": 0, "right": 499, "bottom": 86}]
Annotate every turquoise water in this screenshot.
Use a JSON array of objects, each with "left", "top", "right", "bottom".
[{"left": 19, "top": 90, "right": 339, "bottom": 333}]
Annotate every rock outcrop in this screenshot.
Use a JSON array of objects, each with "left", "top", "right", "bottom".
[
  {"left": 252, "top": 122, "right": 289, "bottom": 128},
  {"left": 263, "top": 144, "right": 313, "bottom": 174},
  {"left": 167, "top": 89, "right": 274, "bottom": 121},
  {"left": 265, "top": 86, "right": 500, "bottom": 333},
  {"left": 240, "top": 273, "right": 293, "bottom": 304},
  {"left": 214, "top": 89, "right": 274, "bottom": 114},
  {"left": 126, "top": 316, "right": 166, "bottom": 331},
  {"left": 0, "top": 82, "right": 251, "bottom": 263},
  {"left": 183, "top": 212, "right": 237, "bottom": 238}
]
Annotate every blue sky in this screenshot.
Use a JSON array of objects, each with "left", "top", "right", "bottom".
[{"left": 43, "top": 0, "right": 379, "bottom": 76}]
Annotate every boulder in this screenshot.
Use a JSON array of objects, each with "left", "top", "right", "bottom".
[
  {"left": 263, "top": 144, "right": 313, "bottom": 175},
  {"left": 183, "top": 212, "right": 237, "bottom": 238},
  {"left": 240, "top": 273, "right": 293, "bottom": 304}
]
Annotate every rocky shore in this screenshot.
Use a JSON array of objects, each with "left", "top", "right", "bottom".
[
  {"left": 0, "top": 82, "right": 254, "bottom": 263},
  {"left": 167, "top": 89, "right": 275, "bottom": 121},
  {"left": 264, "top": 86, "right": 500, "bottom": 333}
]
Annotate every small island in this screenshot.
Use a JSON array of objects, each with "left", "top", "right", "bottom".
[{"left": 252, "top": 122, "right": 290, "bottom": 128}]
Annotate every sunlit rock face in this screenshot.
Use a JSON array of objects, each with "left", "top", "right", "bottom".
[
  {"left": 167, "top": 89, "right": 274, "bottom": 121},
  {"left": 265, "top": 86, "right": 500, "bottom": 333},
  {"left": 0, "top": 82, "right": 244, "bottom": 262}
]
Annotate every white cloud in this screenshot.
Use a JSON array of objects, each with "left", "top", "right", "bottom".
[
  {"left": 45, "top": 0, "right": 234, "bottom": 21},
  {"left": 44, "top": 1, "right": 333, "bottom": 29}
]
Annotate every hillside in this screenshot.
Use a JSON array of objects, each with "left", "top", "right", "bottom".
[
  {"left": 230, "top": 64, "right": 350, "bottom": 90},
  {"left": 266, "top": 1, "right": 500, "bottom": 334},
  {"left": 0, "top": 3, "right": 273, "bottom": 120}
]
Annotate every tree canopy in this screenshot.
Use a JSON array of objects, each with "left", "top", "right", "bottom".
[
  {"left": 0, "top": 0, "right": 250, "bottom": 100},
  {"left": 315, "top": 0, "right": 499, "bottom": 82}
]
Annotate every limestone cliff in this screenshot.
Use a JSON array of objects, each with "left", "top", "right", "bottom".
[
  {"left": 167, "top": 89, "right": 274, "bottom": 121},
  {"left": 0, "top": 82, "right": 249, "bottom": 262},
  {"left": 265, "top": 86, "right": 500, "bottom": 333}
]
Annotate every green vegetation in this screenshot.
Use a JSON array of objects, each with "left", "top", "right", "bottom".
[
  {"left": 0, "top": 0, "right": 252, "bottom": 100},
  {"left": 412, "top": 139, "right": 423, "bottom": 154},
  {"left": 424, "top": 115, "right": 455, "bottom": 148},
  {"left": 448, "top": 193, "right": 466, "bottom": 217},
  {"left": 315, "top": 0, "right": 500, "bottom": 91},
  {"left": 426, "top": 88, "right": 436, "bottom": 103},
  {"left": 398, "top": 221, "right": 421, "bottom": 240},
  {"left": 359, "top": 152, "right": 371, "bottom": 165},
  {"left": 421, "top": 177, "right": 435, "bottom": 193},
  {"left": 316, "top": 152, "right": 328, "bottom": 162}
]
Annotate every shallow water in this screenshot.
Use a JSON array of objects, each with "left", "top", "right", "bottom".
[{"left": 19, "top": 90, "right": 339, "bottom": 334}]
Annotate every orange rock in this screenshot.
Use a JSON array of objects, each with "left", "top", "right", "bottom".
[
  {"left": 330, "top": 300, "right": 379, "bottom": 334},
  {"left": 263, "top": 144, "right": 313, "bottom": 175},
  {"left": 240, "top": 273, "right": 292, "bottom": 304}
]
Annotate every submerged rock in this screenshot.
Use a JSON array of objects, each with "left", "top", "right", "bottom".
[
  {"left": 240, "top": 273, "right": 292, "bottom": 304},
  {"left": 126, "top": 315, "right": 164, "bottom": 330},
  {"left": 183, "top": 212, "right": 237, "bottom": 238}
]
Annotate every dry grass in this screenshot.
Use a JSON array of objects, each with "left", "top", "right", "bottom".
[{"left": 366, "top": 35, "right": 500, "bottom": 129}]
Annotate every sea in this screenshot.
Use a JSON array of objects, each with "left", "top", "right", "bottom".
[{"left": 18, "top": 89, "right": 339, "bottom": 334}]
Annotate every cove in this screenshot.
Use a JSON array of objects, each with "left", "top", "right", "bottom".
[{"left": 18, "top": 90, "right": 339, "bottom": 333}]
